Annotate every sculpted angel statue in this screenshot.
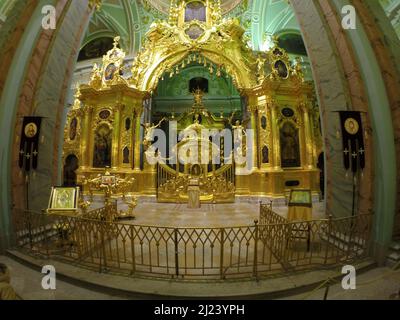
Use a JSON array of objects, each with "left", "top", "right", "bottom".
[
  {"left": 131, "top": 54, "right": 145, "bottom": 79},
  {"left": 228, "top": 112, "right": 251, "bottom": 147},
  {"left": 255, "top": 53, "right": 266, "bottom": 81},
  {"left": 228, "top": 112, "right": 250, "bottom": 134},
  {"left": 292, "top": 57, "right": 304, "bottom": 78},
  {"left": 89, "top": 63, "right": 102, "bottom": 86},
  {"left": 141, "top": 117, "right": 167, "bottom": 148}
]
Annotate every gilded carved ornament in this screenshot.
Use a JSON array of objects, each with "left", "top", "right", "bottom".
[
  {"left": 60, "top": 0, "right": 320, "bottom": 200},
  {"left": 82, "top": 0, "right": 306, "bottom": 101},
  {"left": 88, "top": 36, "right": 128, "bottom": 90},
  {"left": 266, "top": 97, "right": 278, "bottom": 109},
  {"left": 127, "top": 7, "right": 288, "bottom": 92},
  {"left": 84, "top": 3, "right": 304, "bottom": 96},
  {"left": 88, "top": 0, "right": 102, "bottom": 11}
]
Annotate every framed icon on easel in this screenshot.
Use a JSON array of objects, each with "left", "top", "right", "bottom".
[{"left": 47, "top": 186, "right": 79, "bottom": 215}]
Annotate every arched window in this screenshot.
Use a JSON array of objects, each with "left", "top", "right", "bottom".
[
  {"left": 78, "top": 37, "right": 115, "bottom": 61},
  {"left": 125, "top": 118, "right": 131, "bottom": 131},
  {"left": 277, "top": 33, "right": 307, "bottom": 56},
  {"left": 189, "top": 77, "right": 208, "bottom": 93},
  {"left": 63, "top": 154, "right": 79, "bottom": 186}
]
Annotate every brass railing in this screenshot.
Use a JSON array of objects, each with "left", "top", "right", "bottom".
[
  {"left": 157, "top": 162, "right": 236, "bottom": 203},
  {"left": 12, "top": 206, "right": 373, "bottom": 280}
]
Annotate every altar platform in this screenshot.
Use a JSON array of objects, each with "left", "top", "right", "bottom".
[{"left": 86, "top": 196, "right": 326, "bottom": 227}]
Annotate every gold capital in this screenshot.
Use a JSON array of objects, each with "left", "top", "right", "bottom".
[{"left": 89, "top": 0, "right": 102, "bottom": 11}]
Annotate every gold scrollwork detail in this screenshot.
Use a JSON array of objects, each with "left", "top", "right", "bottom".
[{"left": 62, "top": 0, "right": 322, "bottom": 199}]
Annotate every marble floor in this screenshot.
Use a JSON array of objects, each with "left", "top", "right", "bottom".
[
  {"left": 0, "top": 256, "right": 126, "bottom": 300},
  {"left": 1, "top": 255, "right": 399, "bottom": 300},
  {"left": 282, "top": 267, "right": 400, "bottom": 300},
  {"left": 88, "top": 196, "right": 326, "bottom": 228}
]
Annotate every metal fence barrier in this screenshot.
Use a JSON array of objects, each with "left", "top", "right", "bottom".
[{"left": 11, "top": 205, "right": 373, "bottom": 281}]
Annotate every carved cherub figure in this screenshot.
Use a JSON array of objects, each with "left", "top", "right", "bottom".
[
  {"left": 89, "top": 63, "right": 102, "bottom": 86},
  {"left": 255, "top": 53, "right": 266, "bottom": 81},
  {"left": 292, "top": 57, "right": 304, "bottom": 78}
]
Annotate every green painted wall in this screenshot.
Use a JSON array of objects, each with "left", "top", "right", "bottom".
[{"left": 153, "top": 65, "right": 242, "bottom": 115}]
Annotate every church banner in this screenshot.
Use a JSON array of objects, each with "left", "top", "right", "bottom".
[
  {"left": 339, "top": 111, "right": 365, "bottom": 173},
  {"left": 19, "top": 116, "right": 42, "bottom": 172}
]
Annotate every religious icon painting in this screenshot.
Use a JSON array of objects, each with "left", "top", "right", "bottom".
[
  {"left": 261, "top": 116, "right": 267, "bottom": 130},
  {"left": 274, "top": 60, "right": 289, "bottom": 79},
  {"left": 273, "top": 48, "right": 283, "bottom": 56},
  {"left": 289, "top": 189, "right": 312, "bottom": 208},
  {"left": 24, "top": 122, "right": 38, "bottom": 138},
  {"left": 69, "top": 117, "right": 78, "bottom": 141},
  {"left": 185, "top": 24, "right": 205, "bottom": 40},
  {"left": 104, "top": 63, "right": 117, "bottom": 81},
  {"left": 344, "top": 118, "right": 360, "bottom": 135},
  {"left": 185, "top": 1, "right": 206, "bottom": 22},
  {"left": 101, "top": 175, "right": 116, "bottom": 186},
  {"left": 282, "top": 107, "right": 295, "bottom": 118},
  {"left": 280, "top": 122, "right": 300, "bottom": 168},
  {"left": 93, "top": 125, "right": 112, "bottom": 168},
  {"left": 99, "top": 109, "right": 111, "bottom": 120},
  {"left": 47, "top": 186, "right": 79, "bottom": 214},
  {"left": 262, "top": 146, "right": 269, "bottom": 164}
]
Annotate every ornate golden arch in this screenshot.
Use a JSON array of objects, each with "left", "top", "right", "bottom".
[{"left": 129, "top": 15, "right": 260, "bottom": 93}]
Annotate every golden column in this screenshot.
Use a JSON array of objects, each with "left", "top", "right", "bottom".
[
  {"left": 249, "top": 105, "right": 259, "bottom": 170},
  {"left": 134, "top": 107, "right": 142, "bottom": 171},
  {"left": 111, "top": 104, "right": 123, "bottom": 169},
  {"left": 80, "top": 105, "right": 93, "bottom": 168},
  {"left": 300, "top": 102, "right": 314, "bottom": 169},
  {"left": 269, "top": 99, "right": 281, "bottom": 170}
]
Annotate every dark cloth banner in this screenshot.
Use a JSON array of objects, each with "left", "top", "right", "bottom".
[
  {"left": 339, "top": 111, "right": 365, "bottom": 173},
  {"left": 18, "top": 116, "right": 42, "bottom": 172}
]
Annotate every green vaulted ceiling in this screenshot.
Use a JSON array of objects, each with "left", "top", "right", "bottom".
[
  {"left": 142, "top": 0, "right": 244, "bottom": 15},
  {"left": 82, "top": 0, "right": 147, "bottom": 54},
  {"left": 82, "top": 0, "right": 252, "bottom": 55},
  {"left": 0, "top": 0, "right": 399, "bottom": 49},
  {"left": 81, "top": 0, "right": 301, "bottom": 56}
]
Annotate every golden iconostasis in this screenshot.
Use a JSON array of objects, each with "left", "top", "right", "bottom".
[{"left": 62, "top": 0, "right": 323, "bottom": 202}]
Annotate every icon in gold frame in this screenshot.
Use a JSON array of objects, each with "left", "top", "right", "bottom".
[
  {"left": 24, "top": 122, "right": 38, "bottom": 138},
  {"left": 47, "top": 187, "right": 79, "bottom": 212},
  {"left": 344, "top": 118, "right": 360, "bottom": 135},
  {"left": 101, "top": 175, "right": 116, "bottom": 186}
]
